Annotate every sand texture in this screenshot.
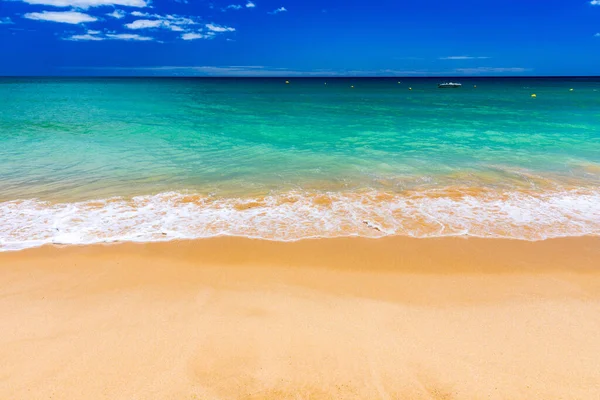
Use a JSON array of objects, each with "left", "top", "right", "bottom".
[{"left": 1, "top": 236, "right": 600, "bottom": 399}]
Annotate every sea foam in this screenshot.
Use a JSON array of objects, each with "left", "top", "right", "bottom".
[{"left": 1, "top": 188, "right": 599, "bottom": 251}]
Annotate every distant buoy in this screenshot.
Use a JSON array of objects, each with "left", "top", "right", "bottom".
[
  {"left": 324, "top": 82, "right": 327, "bottom": 85},
  {"left": 570, "top": 88, "right": 574, "bottom": 91},
  {"left": 351, "top": 85, "right": 354, "bottom": 88},
  {"left": 398, "top": 81, "right": 401, "bottom": 84},
  {"left": 409, "top": 87, "right": 412, "bottom": 90},
  {"left": 285, "top": 80, "right": 290, "bottom": 84},
  {"left": 474, "top": 85, "right": 477, "bottom": 88},
  {"left": 531, "top": 94, "right": 537, "bottom": 98}
]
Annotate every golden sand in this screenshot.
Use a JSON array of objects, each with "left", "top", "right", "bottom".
[{"left": 1, "top": 237, "right": 600, "bottom": 399}]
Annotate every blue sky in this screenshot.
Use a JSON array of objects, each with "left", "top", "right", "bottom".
[{"left": 1, "top": 0, "right": 599, "bottom": 76}]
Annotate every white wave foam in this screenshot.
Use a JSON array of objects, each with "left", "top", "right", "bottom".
[{"left": 1, "top": 189, "right": 599, "bottom": 251}]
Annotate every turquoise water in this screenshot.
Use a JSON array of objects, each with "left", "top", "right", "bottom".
[{"left": 1, "top": 77, "right": 600, "bottom": 249}]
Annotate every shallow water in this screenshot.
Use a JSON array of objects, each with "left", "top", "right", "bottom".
[{"left": 1, "top": 77, "right": 599, "bottom": 250}]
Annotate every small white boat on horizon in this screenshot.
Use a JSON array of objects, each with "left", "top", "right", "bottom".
[{"left": 438, "top": 82, "right": 462, "bottom": 88}]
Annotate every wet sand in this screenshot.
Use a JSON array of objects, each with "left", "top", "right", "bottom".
[{"left": 1, "top": 236, "right": 600, "bottom": 399}]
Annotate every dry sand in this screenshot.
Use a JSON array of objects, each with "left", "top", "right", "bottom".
[{"left": 1, "top": 236, "right": 600, "bottom": 399}]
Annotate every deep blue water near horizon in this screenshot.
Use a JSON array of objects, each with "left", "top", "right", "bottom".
[{"left": 1, "top": 77, "right": 599, "bottom": 250}]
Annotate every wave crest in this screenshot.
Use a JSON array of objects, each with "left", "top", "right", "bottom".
[{"left": 1, "top": 188, "right": 599, "bottom": 251}]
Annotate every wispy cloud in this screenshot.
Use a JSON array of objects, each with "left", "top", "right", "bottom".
[
  {"left": 106, "top": 9, "right": 126, "bottom": 18},
  {"left": 67, "top": 30, "right": 104, "bottom": 40},
  {"left": 181, "top": 32, "right": 212, "bottom": 40},
  {"left": 223, "top": 3, "right": 254, "bottom": 12},
  {"left": 205, "top": 23, "right": 235, "bottom": 32},
  {"left": 132, "top": 13, "right": 196, "bottom": 25},
  {"left": 126, "top": 19, "right": 163, "bottom": 29},
  {"left": 0, "top": 17, "right": 14, "bottom": 24},
  {"left": 268, "top": 6, "right": 286, "bottom": 14},
  {"left": 439, "top": 56, "right": 490, "bottom": 60},
  {"left": 591, "top": 0, "right": 600, "bottom": 5},
  {"left": 20, "top": 0, "right": 148, "bottom": 8},
  {"left": 595, "top": 33, "right": 600, "bottom": 37},
  {"left": 178, "top": 23, "right": 235, "bottom": 41},
  {"left": 65, "top": 29, "right": 154, "bottom": 40},
  {"left": 106, "top": 32, "right": 153, "bottom": 40},
  {"left": 125, "top": 14, "right": 198, "bottom": 32},
  {"left": 65, "top": 65, "right": 456, "bottom": 77},
  {"left": 75, "top": 65, "right": 294, "bottom": 75},
  {"left": 24, "top": 11, "right": 97, "bottom": 24},
  {"left": 454, "top": 67, "right": 529, "bottom": 74},
  {"left": 118, "top": 13, "right": 234, "bottom": 39}
]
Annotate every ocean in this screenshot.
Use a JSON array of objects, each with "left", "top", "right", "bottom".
[{"left": 1, "top": 77, "right": 599, "bottom": 250}]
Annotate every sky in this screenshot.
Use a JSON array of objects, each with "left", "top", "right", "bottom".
[{"left": 0, "top": 0, "right": 599, "bottom": 76}]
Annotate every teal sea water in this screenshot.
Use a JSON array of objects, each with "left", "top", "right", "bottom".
[{"left": 1, "top": 77, "right": 599, "bottom": 250}]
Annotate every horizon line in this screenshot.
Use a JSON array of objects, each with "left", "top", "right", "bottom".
[{"left": 1, "top": 75, "right": 600, "bottom": 79}]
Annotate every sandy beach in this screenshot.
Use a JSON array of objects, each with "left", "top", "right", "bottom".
[{"left": 1, "top": 236, "right": 600, "bottom": 399}]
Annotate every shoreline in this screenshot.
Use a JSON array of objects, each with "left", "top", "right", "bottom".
[
  {"left": 2, "top": 236, "right": 600, "bottom": 399},
  {"left": 5, "top": 231, "right": 600, "bottom": 254},
  {"left": 5, "top": 235, "right": 600, "bottom": 273}
]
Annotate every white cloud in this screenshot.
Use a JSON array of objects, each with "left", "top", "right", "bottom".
[
  {"left": 0, "top": 17, "right": 14, "bottom": 24},
  {"left": 205, "top": 23, "right": 235, "bottom": 32},
  {"left": 106, "top": 33, "right": 153, "bottom": 40},
  {"left": 223, "top": 2, "right": 254, "bottom": 10},
  {"left": 439, "top": 56, "right": 490, "bottom": 60},
  {"left": 67, "top": 31, "right": 104, "bottom": 40},
  {"left": 63, "top": 65, "right": 534, "bottom": 77},
  {"left": 125, "top": 19, "right": 163, "bottom": 29},
  {"left": 62, "top": 65, "right": 467, "bottom": 77},
  {"left": 181, "top": 32, "right": 211, "bottom": 40},
  {"left": 164, "top": 15, "right": 195, "bottom": 24},
  {"left": 125, "top": 14, "right": 198, "bottom": 31},
  {"left": 20, "top": 0, "right": 147, "bottom": 8},
  {"left": 129, "top": 11, "right": 195, "bottom": 25},
  {"left": 269, "top": 6, "right": 286, "bottom": 14},
  {"left": 591, "top": 0, "right": 600, "bottom": 5},
  {"left": 106, "top": 9, "right": 126, "bottom": 18},
  {"left": 24, "top": 11, "right": 97, "bottom": 24},
  {"left": 65, "top": 29, "right": 154, "bottom": 40},
  {"left": 79, "top": 65, "right": 426, "bottom": 77},
  {"left": 92, "top": 65, "right": 279, "bottom": 75},
  {"left": 65, "top": 29, "right": 102, "bottom": 40}
]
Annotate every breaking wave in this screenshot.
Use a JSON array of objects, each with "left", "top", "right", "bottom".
[{"left": 1, "top": 188, "right": 600, "bottom": 251}]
